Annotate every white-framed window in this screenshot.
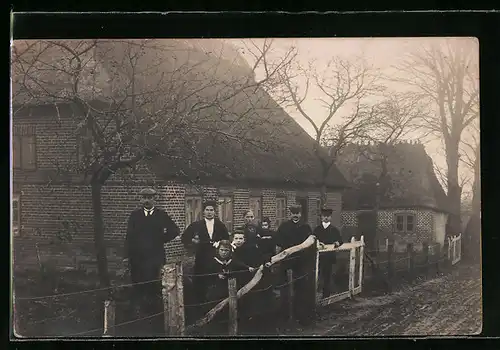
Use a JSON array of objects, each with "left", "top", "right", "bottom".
[
  {"left": 249, "top": 196, "right": 262, "bottom": 222},
  {"left": 13, "top": 134, "right": 36, "bottom": 170},
  {"left": 218, "top": 196, "right": 233, "bottom": 233},
  {"left": 186, "top": 196, "right": 203, "bottom": 227},
  {"left": 395, "top": 213, "right": 416, "bottom": 234},
  {"left": 12, "top": 194, "right": 20, "bottom": 236},
  {"left": 276, "top": 197, "right": 287, "bottom": 227}
]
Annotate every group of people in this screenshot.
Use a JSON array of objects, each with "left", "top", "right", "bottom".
[{"left": 122, "top": 188, "right": 343, "bottom": 335}]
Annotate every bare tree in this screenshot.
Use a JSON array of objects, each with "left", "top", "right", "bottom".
[
  {"left": 267, "top": 52, "right": 385, "bottom": 206},
  {"left": 11, "top": 39, "right": 295, "bottom": 287},
  {"left": 393, "top": 38, "right": 479, "bottom": 235}
]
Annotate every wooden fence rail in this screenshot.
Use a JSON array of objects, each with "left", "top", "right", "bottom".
[{"left": 99, "top": 233, "right": 463, "bottom": 337}]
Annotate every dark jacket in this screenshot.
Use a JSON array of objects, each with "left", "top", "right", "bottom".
[
  {"left": 125, "top": 207, "right": 180, "bottom": 281},
  {"left": 242, "top": 223, "right": 262, "bottom": 247},
  {"left": 313, "top": 223, "right": 343, "bottom": 263},
  {"left": 181, "top": 218, "right": 229, "bottom": 274},
  {"left": 256, "top": 228, "right": 276, "bottom": 263},
  {"left": 205, "top": 256, "right": 247, "bottom": 302},
  {"left": 275, "top": 220, "right": 315, "bottom": 271}
]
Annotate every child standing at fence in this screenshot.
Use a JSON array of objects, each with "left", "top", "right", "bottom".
[
  {"left": 313, "top": 208, "right": 343, "bottom": 298},
  {"left": 204, "top": 240, "right": 246, "bottom": 335},
  {"left": 257, "top": 217, "right": 276, "bottom": 263},
  {"left": 231, "top": 229, "right": 276, "bottom": 334}
]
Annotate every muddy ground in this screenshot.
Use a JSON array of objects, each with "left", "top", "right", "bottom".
[{"left": 288, "top": 262, "right": 482, "bottom": 336}]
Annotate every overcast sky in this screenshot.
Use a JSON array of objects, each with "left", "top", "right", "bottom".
[{"left": 226, "top": 37, "right": 479, "bottom": 197}]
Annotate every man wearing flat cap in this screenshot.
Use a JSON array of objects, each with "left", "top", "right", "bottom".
[
  {"left": 314, "top": 208, "right": 343, "bottom": 298},
  {"left": 181, "top": 200, "right": 229, "bottom": 307},
  {"left": 122, "top": 187, "right": 180, "bottom": 334},
  {"left": 275, "top": 204, "right": 316, "bottom": 326}
]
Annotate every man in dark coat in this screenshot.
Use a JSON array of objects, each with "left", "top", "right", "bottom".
[
  {"left": 275, "top": 205, "right": 317, "bottom": 326},
  {"left": 257, "top": 217, "right": 276, "bottom": 264},
  {"left": 313, "top": 208, "right": 343, "bottom": 298},
  {"left": 122, "top": 187, "right": 180, "bottom": 335},
  {"left": 181, "top": 200, "right": 230, "bottom": 306}
]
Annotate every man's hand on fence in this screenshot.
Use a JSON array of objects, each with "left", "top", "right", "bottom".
[
  {"left": 333, "top": 241, "right": 341, "bottom": 248},
  {"left": 213, "top": 241, "right": 220, "bottom": 249},
  {"left": 318, "top": 242, "right": 326, "bottom": 250},
  {"left": 218, "top": 273, "right": 226, "bottom": 280},
  {"left": 248, "top": 267, "right": 256, "bottom": 273}
]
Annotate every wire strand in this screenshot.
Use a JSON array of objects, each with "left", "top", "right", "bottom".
[{"left": 16, "top": 277, "right": 163, "bottom": 301}]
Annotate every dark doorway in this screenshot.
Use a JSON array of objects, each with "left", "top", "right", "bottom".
[
  {"left": 296, "top": 197, "right": 308, "bottom": 223},
  {"left": 357, "top": 211, "right": 377, "bottom": 250}
]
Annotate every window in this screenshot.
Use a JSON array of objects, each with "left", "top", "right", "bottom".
[
  {"left": 218, "top": 196, "right": 233, "bottom": 233},
  {"left": 186, "top": 196, "right": 202, "bottom": 227},
  {"left": 276, "top": 197, "right": 287, "bottom": 227},
  {"left": 12, "top": 134, "right": 36, "bottom": 170},
  {"left": 394, "top": 213, "right": 416, "bottom": 233},
  {"left": 12, "top": 194, "right": 20, "bottom": 236},
  {"left": 249, "top": 196, "right": 262, "bottom": 222}
]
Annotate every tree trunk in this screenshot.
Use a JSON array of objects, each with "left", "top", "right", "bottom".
[
  {"left": 320, "top": 183, "right": 327, "bottom": 209},
  {"left": 91, "top": 183, "right": 111, "bottom": 288},
  {"left": 446, "top": 144, "right": 462, "bottom": 236}
]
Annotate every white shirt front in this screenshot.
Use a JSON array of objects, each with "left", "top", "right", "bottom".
[
  {"left": 322, "top": 222, "right": 331, "bottom": 229},
  {"left": 144, "top": 207, "right": 155, "bottom": 217},
  {"left": 205, "top": 218, "right": 215, "bottom": 240}
]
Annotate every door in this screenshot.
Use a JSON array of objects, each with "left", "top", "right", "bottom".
[{"left": 357, "top": 211, "right": 377, "bottom": 249}]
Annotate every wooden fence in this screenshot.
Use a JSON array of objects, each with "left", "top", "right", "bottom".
[
  {"left": 100, "top": 234, "right": 462, "bottom": 337},
  {"left": 448, "top": 233, "right": 462, "bottom": 265},
  {"left": 315, "top": 236, "right": 365, "bottom": 307}
]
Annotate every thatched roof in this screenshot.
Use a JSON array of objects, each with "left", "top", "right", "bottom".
[
  {"left": 337, "top": 141, "right": 450, "bottom": 212},
  {"left": 12, "top": 39, "right": 349, "bottom": 189}
]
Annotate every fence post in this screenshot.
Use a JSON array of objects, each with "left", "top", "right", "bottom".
[
  {"left": 448, "top": 237, "right": 452, "bottom": 264},
  {"left": 387, "top": 239, "right": 394, "bottom": 289},
  {"left": 385, "top": 238, "right": 389, "bottom": 252},
  {"left": 435, "top": 243, "right": 440, "bottom": 275},
  {"left": 162, "top": 263, "right": 178, "bottom": 336},
  {"left": 103, "top": 299, "right": 116, "bottom": 337},
  {"left": 314, "top": 245, "right": 320, "bottom": 303},
  {"left": 287, "top": 269, "right": 294, "bottom": 321},
  {"left": 175, "top": 262, "right": 185, "bottom": 336},
  {"left": 407, "top": 243, "right": 414, "bottom": 278},
  {"left": 375, "top": 239, "right": 380, "bottom": 255},
  {"left": 358, "top": 236, "right": 365, "bottom": 293},
  {"left": 228, "top": 278, "right": 238, "bottom": 336},
  {"left": 348, "top": 236, "right": 356, "bottom": 298},
  {"left": 423, "top": 242, "right": 429, "bottom": 276}
]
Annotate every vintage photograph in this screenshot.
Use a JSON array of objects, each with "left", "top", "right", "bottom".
[{"left": 10, "top": 37, "right": 481, "bottom": 338}]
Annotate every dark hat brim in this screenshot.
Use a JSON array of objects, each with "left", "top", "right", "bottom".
[{"left": 140, "top": 188, "right": 157, "bottom": 196}]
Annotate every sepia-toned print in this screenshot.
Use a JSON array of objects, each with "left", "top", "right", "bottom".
[{"left": 11, "top": 37, "right": 480, "bottom": 338}]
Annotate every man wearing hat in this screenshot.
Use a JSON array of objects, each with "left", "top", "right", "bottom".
[
  {"left": 122, "top": 187, "right": 180, "bottom": 335},
  {"left": 313, "top": 208, "right": 343, "bottom": 298},
  {"left": 275, "top": 204, "right": 316, "bottom": 326},
  {"left": 181, "top": 200, "right": 230, "bottom": 307}
]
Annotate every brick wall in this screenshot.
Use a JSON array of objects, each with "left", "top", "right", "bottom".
[
  {"left": 261, "top": 188, "right": 277, "bottom": 230},
  {"left": 232, "top": 188, "right": 250, "bottom": 229},
  {"left": 341, "top": 208, "right": 436, "bottom": 251}
]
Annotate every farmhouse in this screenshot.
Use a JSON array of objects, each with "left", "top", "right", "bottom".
[
  {"left": 336, "top": 141, "right": 450, "bottom": 252},
  {"left": 11, "top": 39, "right": 349, "bottom": 272}
]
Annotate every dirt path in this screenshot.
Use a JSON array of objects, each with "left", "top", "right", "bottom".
[{"left": 298, "top": 262, "right": 482, "bottom": 336}]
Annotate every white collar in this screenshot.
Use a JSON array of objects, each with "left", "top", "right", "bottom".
[
  {"left": 205, "top": 218, "right": 214, "bottom": 222},
  {"left": 144, "top": 207, "right": 155, "bottom": 212},
  {"left": 292, "top": 219, "right": 300, "bottom": 224},
  {"left": 214, "top": 257, "right": 232, "bottom": 265},
  {"left": 322, "top": 222, "right": 331, "bottom": 229}
]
